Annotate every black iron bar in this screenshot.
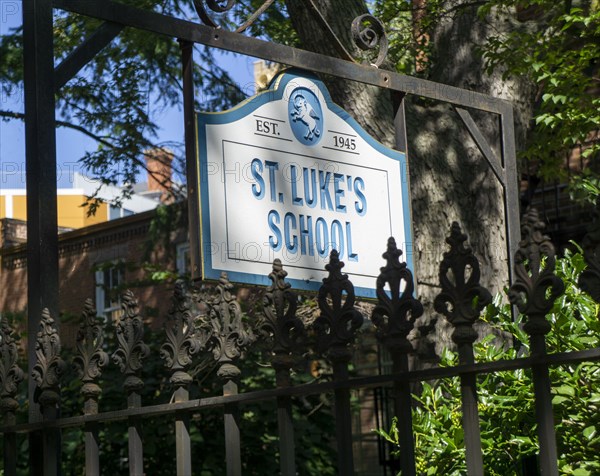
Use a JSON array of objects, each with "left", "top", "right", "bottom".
[
  {"left": 332, "top": 360, "right": 355, "bottom": 476},
  {"left": 276, "top": 394, "right": 296, "bottom": 476},
  {"left": 454, "top": 106, "right": 504, "bottom": 184},
  {"left": 392, "top": 354, "right": 416, "bottom": 476},
  {"left": 127, "top": 391, "right": 144, "bottom": 476},
  {"left": 3, "top": 414, "right": 17, "bottom": 476},
  {"left": 499, "top": 104, "right": 520, "bottom": 287},
  {"left": 390, "top": 97, "right": 417, "bottom": 476},
  {"left": 457, "top": 345, "right": 484, "bottom": 475},
  {"left": 53, "top": 0, "right": 508, "bottom": 114},
  {"left": 84, "top": 422, "right": 100, "bottom": 476},
  {"left": 274, "top": 365, "right": 297, "bottom": 476},
  {"left": 23, "top": 1, "right": 60, "bottom": 474},
  {"left": 174, "top": 387, "right": 192, "bottom": 476},
  {"left": 3, "top": 346, "right": 599, "bottom": 435},
  {"left": 83, "top": 393, "right": 101, "bottom": 476},
  {"left": 180, "top": 39, "right": 202, "bottom": 280},
  {"left": 42, "top": 406, "right": 60, "bottom": 476},
  {"left": 530, "top": 335, "right": 559, "bottom": 476},
  {"left": 54, "top": 22, "right": 124, "bottom": 90},
  {"left": 223, "top": 380, "right": 242, "bottom": 476}
]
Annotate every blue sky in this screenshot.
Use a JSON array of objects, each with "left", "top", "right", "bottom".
[{"left": 0, "top": 1, "right": 255, "bottom": 189}]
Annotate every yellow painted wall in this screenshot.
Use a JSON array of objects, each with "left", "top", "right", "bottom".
[
  {"left": 82, "top": 202, "right": 108, "bottom": 227},
  {"left": 1, "top": 193, "right": 109, "bottom": 228},
  {"left": 12, "top": 195, "right": 27, "bottom": 221},
  {"left": 56, "top": 195, "right": 108, "bottom": 228}
]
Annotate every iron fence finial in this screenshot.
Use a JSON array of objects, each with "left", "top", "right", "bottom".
[
  {"left": 508, "top": 208, "right": 564, "bottom": 338},
  {"left": 198, "top": 272, "right": 255, "bottom": 381},
  {"left": 261, "top": 259, "right": 305, "bottom": 385},
  {"left": 0, "top": 318, "right": 24, "bottom": 416},
  {"left": 434, "top": 222, "right": 492, "bottom": 346},
  {"left": 112, "top": 290, "right": 150, "bottom": 394},
  {"left": 74, "top": 299, "right": 109, "bottom": 409},
  {"left": 372, "top": 237, "right": 422, "bottom": 354},
  {"left": 161, "top": 280, "right": 203, "bottom": 387},
  {"left": 32, "top": 308, "right": 66, "bottom": 408},
  {"left": 314, "top": 250, "right": 363, "bottom": 361}
]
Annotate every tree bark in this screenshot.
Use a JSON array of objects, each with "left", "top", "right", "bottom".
[{"left": 286, "top": 0, "right": 536, "bottom": 359}]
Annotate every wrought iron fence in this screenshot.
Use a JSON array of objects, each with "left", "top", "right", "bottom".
[{"left": 2, "top": 208, "right": 600, "bottom": 476}]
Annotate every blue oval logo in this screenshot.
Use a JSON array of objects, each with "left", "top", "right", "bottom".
[{"left": 288, "top": 87, "right": 323, "bottom": 146}]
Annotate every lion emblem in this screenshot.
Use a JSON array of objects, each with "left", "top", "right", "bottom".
[{"left": 290, "top": 94, "right": 321, "bottom": 141}]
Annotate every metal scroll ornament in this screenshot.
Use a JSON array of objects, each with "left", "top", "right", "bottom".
[
  {"left": 260, "top": 260, "right": 306, "bottom": 384},
  {"left": 32, "top": 308, "right": 66, "bottom": 408},
  {"left": 201, "top": 272, "right": 255, "bottom": 380},
  {"left": 508, "top": 209, "right": 564, "bottom": 336},
  {"left": 351, "top": 14, "right": 389, "bottom": 67},
  {"left": 160, "top": 281, "right": 203, "bottom": 387},
  {"left": 0, "top": 318, "right": 24, "bottom": 416},
  {"left": 73, "top": 299, "right": 109, "bottom": 408},
  {"left": 434, "top": 223, "right": 492, "bottom": 345},
  {"left": 112, "top": 291, "right": 150, "bottom": 394},
  {"left": 314, "top": 250, "right": 363, "bottom": 361},
  {"left": 193, "top": 0, "right": 276, "bottom": 33},
  {"left": 372, "top": 237, "right": 423, "bottom": 353}
]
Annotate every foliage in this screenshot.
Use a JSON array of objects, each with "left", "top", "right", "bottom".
[
  {"left": 1, "top": 306, "right": 336, "bottom": 475},
  {"left": 0, "top": 0, "right": 246, "bottom": 206},
  {"left": 374, "top": 0, "right": 600, "bottom": 203},
  {"left": 376, "top": 248, "right": 600, "bottom": 475},
  {"left": 3, "top": 0, "right": 599, "bottom": 204},
  {"left": 480, "top": 0, "right": 600, "bottom": 186}
]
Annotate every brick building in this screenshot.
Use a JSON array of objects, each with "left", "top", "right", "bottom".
[
  {"left": 0, "top": 149, "right": 187, "bottom": 346},
  {"left": 0, "top": 207, "right": 189, "bottom": 347}
]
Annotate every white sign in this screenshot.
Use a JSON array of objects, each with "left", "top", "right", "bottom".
[{"left": 196, "top": 70, "right": 413, "bottom": 297}]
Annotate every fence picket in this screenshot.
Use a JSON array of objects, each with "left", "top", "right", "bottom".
[
  {"left": 198, "top": 272, "right": 254, "bottom": 476},
  {"left": 372, "top": 237, "right": 422, "bottom": 476},
  {"left": 113, "top": 290, "right": 149, "bottom": 476},
  {"left": 32, "top": 308, "right": 66, "bottom": 476},
  {"left": 74, "top": 299, "right": 109, "bottom": 476},
  {"left": 434, "top": 222, "right": 492, "bottom": 475},
  {"left": 0, "top": 318, "right": 24, "bottom": 476},
  {"left": 315, "top": 250, "right": 364, "bottom": 476},
  {"left": 509, "top": 208, "right": 565, "bottom": 476},
  {"left": 160, "top": 280, "right": 202, "bottom": 476},
  {"left": 261, "top": 259, "right": 306, "bottom": 476}
]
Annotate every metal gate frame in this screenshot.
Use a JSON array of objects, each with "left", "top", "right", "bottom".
[{"left": 21, "top": 1, "right": 520, "bottom": 475}]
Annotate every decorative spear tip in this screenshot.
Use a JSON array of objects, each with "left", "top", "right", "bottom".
[
  {"left": 326, "top": 249, "right": 343, "bottom": 268},
  {"left": 268, "top": 258, "right": 290, "bottom": 290},
  {"left": 83, "top": 297, "right": 95, "bottom": 311},
  {"left": 521, "top": 207, "right": 546, "bottom": 233},
  {"left": 447, "top": 221, "right": 468, "bottom": 248},
  {"left": 272, "top": 258, "right": 283, "bottom": 272},
  {"left": 121, "top": 289, "right": 136, "bottom": 304},
  {"left": 40, "top": 307, "right": 53, "bottom": 324},
  {"left": 382, "top": 236, "right": 403, "bottom": 263},
  {"left": 324, "top": 249, "right": 346, "bottom": 281},
  {"left": 173, "top": 279, "right": 187, "bottom": 297}
]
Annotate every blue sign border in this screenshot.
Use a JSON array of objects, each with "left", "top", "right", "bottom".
[{"left": 196, "top": 69, "right": 414, "bottom": 298}]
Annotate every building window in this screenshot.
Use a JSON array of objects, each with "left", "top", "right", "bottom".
[
  {"left": 109, "top": 205, "right": 135, "bottom": 220},
  {"left": 176, "top": 243, "right": 191, "bottom": 275},
  {"left": 95, "top": 262, "right": 125, "bottom": 320}
]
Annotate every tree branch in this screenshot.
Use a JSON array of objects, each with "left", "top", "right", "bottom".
[{"left": 0, "top": 109, "right": 185, "bottom": 199}]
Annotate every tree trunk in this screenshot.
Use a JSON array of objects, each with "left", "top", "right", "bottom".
[
  {"left": 407, "top": 1, "right": 537, "bottom": 359},
  {"left": 286, "top": 0, "right": 536, "bottom": 360}
]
